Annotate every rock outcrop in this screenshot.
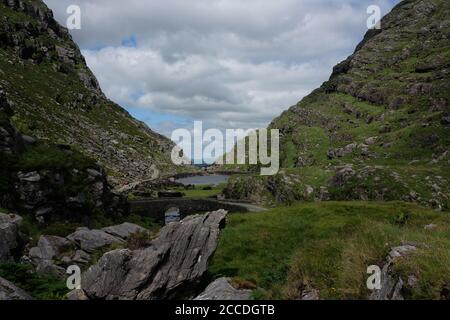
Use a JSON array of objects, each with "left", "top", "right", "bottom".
[
  {"left": 0, "top": 276, "right": 32, "bottom": 300},
  {"left": 369, "top": 244, "right": 418, "bottom": 300},
  {"left": 66, "top": 228, "right": 124, "bottom": 253},
  {"left": 221, "top": 0, "right": 450, "bottom": 209},
  {"left": 26, "top": 222, "right": 147, "bottom": 279},
  {"left": 0, "top": 88, "right": 128, "bottom": 223},
  {"left": 71, "top": 210, "right": 227, "bottom": 300},
  {"left": 0, "top": 0, "right": 184, "bottom": 186},
  {"left": 14, "top": 166, "right": 127, "bottom": 224},
  {"left": 195, "top": 278, "right": 252, "bottom": 300},
  {"left": 0, "top": 212, "right": 23, "bottom": 262},
  {"left": 101, "top": 222, "right": 147, "bottom": 240}
]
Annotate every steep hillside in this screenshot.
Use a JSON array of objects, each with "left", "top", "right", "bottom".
[
  {"left": 0, "top": 0, "right": 181, "bottom": 186},
  {"left": 224, "top": 0, "right": 450, "bottom": 209}
]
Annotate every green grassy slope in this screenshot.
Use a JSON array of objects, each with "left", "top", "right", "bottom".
[
  {"left": 0, "top": 0, "right": 183, "bottom": 185},
  {"left": 221, "top": 0, "right": 449, "bottom": 209},
  {"left": 210, "top": 201, "right": 450, "bottom": 299},
  {"left": 271, "top": 0, "right": 449, "bottom": 170}
]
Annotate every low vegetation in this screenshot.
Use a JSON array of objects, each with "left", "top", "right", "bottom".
[
  {"left": 0, "top": 263, "right": 68, "bottom": 300},
  {"left": 210, "top": 201, "right": 450, "bottom": 299}
]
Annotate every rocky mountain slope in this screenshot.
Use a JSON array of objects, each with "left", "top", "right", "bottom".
[
  {"left": 224, "top": 0, "right": 450, "bottom": 209},
  {"left": 0, "top": 0, "right": 180, "bottom": 186}
]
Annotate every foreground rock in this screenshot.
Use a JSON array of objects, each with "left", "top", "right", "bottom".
[
  {"left": 71, "top": 210, "right": 227, "bottom": 300},
  {"left": 101, "top": 223, "right": 147, "bottom": 240},
  {"left": 66, "top": 228, "right": 124, "bottom": 253},
  {"left": 26, "top": 222, "right": 146, "bottom": 279},
  {"left": 0, "top": 277, "right": 32, "bottom": 300},
  {"left": 0, "top": 212, "right": 23, "bottom": 262},
  {"left": 369, "top": 244, "right": 418, "bottom": 300},
  {"left": 28, "top": 235, "right": 73, "bottom": 279},
  {"left": 195, "top": 278, "right": 252, "bottom": 300}
]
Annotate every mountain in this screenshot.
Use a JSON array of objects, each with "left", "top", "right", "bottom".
[
  {"left": 224, "top": 0, "right": 449, "bottom": 209},
  {"left": 0, "top": 0, "right": 181, "bottom": 186}
]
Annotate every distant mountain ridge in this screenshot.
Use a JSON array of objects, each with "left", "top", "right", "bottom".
[
  {"left": 223, "top": 0, "right": 449, "bottom": 208},
  {"left": 270, "top": 0, "right": 449, "bottom": 166},
  {"left": 0, "top": 0, "right": 183, "bottom": 185}
]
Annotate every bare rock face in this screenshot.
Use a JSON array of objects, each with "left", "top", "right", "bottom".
[
  {"left": 195, "top": 278, "right": 252, "bottom": 300},
  {"left": 1, "top": 1, "right": 180, "bottom": 185},
  {"left": 66, "top": 228, "right": 124, "bottom": 253},
  {"left": 74, "top": 210, "right": 227, "bottom": 300},
  {"left": 369, "top": 244, "right": 417, "bottom": 300},
  {"left": 0, "top": 212, "right": 23, "bottom": 262},
  {"left": 0, "top": 276, "right": 32, "bottom": 300},
  {"left": 102, "top": 222, "right": 147, "bottom": 240},
  {"left": 30, "top": 235, "right": 72, "bottom": 261},
  {"left": 26, "top": 222, "right": 149, "bottom": 280},
  {"left": 28, "top": 235, "right": 73, "bottom": 279}
]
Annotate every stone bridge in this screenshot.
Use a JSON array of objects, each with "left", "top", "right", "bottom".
[{"left": 129, "top": 198, "right": 250, "bottom": 223}]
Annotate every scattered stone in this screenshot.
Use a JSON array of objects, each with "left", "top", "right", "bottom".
[
  {"left": 67, "top": 288, "right": 89, "bottom": 301},
  {"left": 66, "top": 228, "right": 124, "bottom": 253},
  {"left": 304, "top": 185, "right": 314, "bottom": 198},
  {"left": 0, "top": 277, "right": 33, "bottom": 300},
  {"left": 70, "top": 250, "right": 91, "bottom": 266},
  {"left": 301, "top": 288, "right": 320, "bottom": 300},
  {"left": 27, "top": 235, "right": 73, "bottom": 279},
  {"left": 0, "top": 212, "right": 23, "bottom": 262},
  {"left": 195, "top": 278, "right": 252, "bottom": 300},
  {"left": 370, "top": 244, "right": 417, "bottom": 300},
  {"left": 327, "top": 143, "right": 358, "bottom": 159},
  {"left": 364, "top": 137, "right": 378, "bottom": 145},
  {"left": 18, "top": 171, "right": 41, "bottom": 183},
  {"left": 102, "top": 223, "right": 147, "bottom": 240},
  {"left": 424, "top": 224, "right": 437, "bottom": 230},
  {"left": 329, "top": 165, "right": 356, "bottom": 188},
  {"left": 441, "top": 116, "right": 450, "bottom": 125}
]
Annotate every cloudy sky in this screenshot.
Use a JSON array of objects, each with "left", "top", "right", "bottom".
[{"left": 44, "top": 0, "right": 399, "bottom": 138}]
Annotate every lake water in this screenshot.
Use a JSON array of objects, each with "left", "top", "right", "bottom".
[{"left": 175, "top": 175, "right": 230, "bottom": 186}]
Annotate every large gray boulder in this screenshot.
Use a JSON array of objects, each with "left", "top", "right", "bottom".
[
  {"left": 28, "top": 235, "right": 73, "bottom": 279},
  {"left": 102, "top": 222, "right": 147, "bottom": 240},
  {"left": 25, "top": 223, "right": 150, "bottom": 280},
  {"left": 66, "top": 227, "right": 124, "bottom": 253},
  {"left": 0, "top": 212, "right": 23, "bottom": 262},
  {"left": 74, "top": 210, "right": 227, "bottom": 300},
  {"left": 195, "top": 278, "right": 252, "bottom": 300},
  {"left": 0, "top": 277, "right": 32, "bottom": 300},
  {"left": 29, "top": 235, "right": 72, "bottom": 261}
]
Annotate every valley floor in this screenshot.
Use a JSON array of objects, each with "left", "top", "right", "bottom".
[{"left": 209, "top": 201, "right": 450, "bottom": 300}]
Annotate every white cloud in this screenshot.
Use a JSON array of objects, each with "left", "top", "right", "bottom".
[{"left": 43, "top": 0, "right": 399, "bottom": 134}]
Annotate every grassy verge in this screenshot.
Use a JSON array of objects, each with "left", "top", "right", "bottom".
[
  {"left": 0, "top": 263, "right": 68, "bottom": 300},
  {"left": 209, "top": 201, "right": 450, "bottom": 299}
]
